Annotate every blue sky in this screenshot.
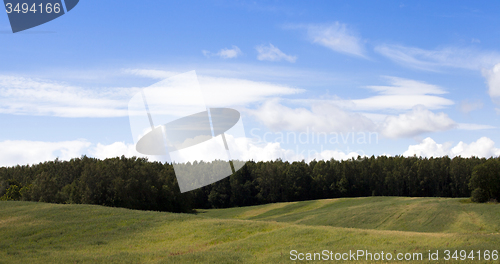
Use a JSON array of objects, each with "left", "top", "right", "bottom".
[{"left": 1, "top": 0, "right": 500, "bottom": 166}]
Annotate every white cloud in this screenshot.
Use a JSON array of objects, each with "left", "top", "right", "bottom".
[
  {"left": 90, "top": 142, "right": 148, "bottom": 160},
  {"left": 0, "top": 140, "right": 157, "bottom": 167},
  {"left": 244, "top": 142, "right": 297, "bottom": 161},
  {"left": 218, "top": 46, "right": 242, "bottom": 59},
  {"left": 0, "top": 137, "right": 366, "bottom": 167},
  {"left": 404, "top": 137, "right": 500, "bottom": 158},
  {"left": 226, "top": 136, "right": 363, "bottom": 162},
  {"left": 375, "top": 44, "right": 500, "bottom": 71},
  {"left": 403, "top": 138, "right": 451, "bottom": 158},
  {"left": 290, "top": 76, "right": 454, "bottom": 112},
  {"left": 0, "top": 140, "right": 91, "bottom": 167},
  {"left": 182, "top": 63, "right": 340, "bottom": 87},
  {"left": 0, "top": 72, "right": 303, "bottom": 117},
  {"left": 246, "top": 77, "right": 460, "bottom": 139},
  {"left": 482, "top": 63, "right": 500, "bottom": 98},
  {"left": 300, "top": 22, "right": 365, "bottom": 57},
  {"left": 250, "top": 99, "right": 376, "bottom": 133},
  {"left": 124, "top": 69, "right": 305, "bottom": 107},
  {"left": 306, "top": 149, "right": 364, "bottom": 162},
  {"left": 381, "top": 105, "right": 457, "bottom": 138},
  {"left": 251, "top": 97, "right": 484, "bottom": 139},
  {"left": 375, "top": 45, "right": 500, "bottom": 106},
  {"left": 365, "top": 76, "right": 447, "bottom": 95},
  {"left": 256, "top": 44, "right": 297, "bottom": 63},
  {"left": 198, "top": 76, "right": 303, "bottom": 107},
  {"left": 123, "top": 69, "right": 178, "bottom": 79},
  {"left": 456, "top": 123, "right": 495, "bottom": 130},
  {"left": 450, "top": 137, "right": 500, "bottom": 157},
  {"left": 354, "top": 95, "right": 453, "bottom": 112},
  {"left": 353, "top": 76, "right": 454, "bottom": 110},
  {"left": 179, "top": 135, "right": 298, "bottom": 162},
  {"left": 0, "top": 75, "right": 136, "bottom": 117},
  {"left": 203, "top": 45, "right": 242, "bottom": 59},
  {"left": 458, "top": 99, "right": 483, "bottom": 113}
]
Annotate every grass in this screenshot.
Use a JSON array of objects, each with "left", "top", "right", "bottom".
[
  {"left": 199, "top": 197, "right": 500, "bottom": 233},
  {"left": 1, "top": 197, "right": 499, "bottom": 263}
]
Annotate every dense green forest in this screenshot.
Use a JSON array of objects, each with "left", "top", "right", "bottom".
[{"left": 1, "top": 155, "right": 499, "bottom": 213}]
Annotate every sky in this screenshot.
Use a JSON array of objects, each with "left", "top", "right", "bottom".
[{"left": 1, "top": 0, "right": 500, "bottom": 167}]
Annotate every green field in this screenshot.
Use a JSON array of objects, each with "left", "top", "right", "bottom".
[{"left": 1, "top": 197, "right": 499, "bottom": 263}]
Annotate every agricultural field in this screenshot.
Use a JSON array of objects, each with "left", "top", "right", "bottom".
[{"left": 1, "top": 197, "right": 499, "bottom": 263}]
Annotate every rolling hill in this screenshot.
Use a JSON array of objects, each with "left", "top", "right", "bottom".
[{"left": 1, "top": 197, "right": 499, "bottom": 263}]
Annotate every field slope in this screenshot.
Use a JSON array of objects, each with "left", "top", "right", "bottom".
[
  {"left": 1, "top": 197, "right": 499, "bottom": 263},
  {"left": 200, "top": 197, "right": 500, "bottom": 233}
]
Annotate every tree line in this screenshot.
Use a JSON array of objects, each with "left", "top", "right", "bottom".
[{"left": 1, "top": 155, "right": 499, "bottom": 213}]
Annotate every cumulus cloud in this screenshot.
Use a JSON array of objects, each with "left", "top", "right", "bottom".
[
  {"left": 0, "top": 140, "right": 156, "bottom": 167},
  {"left": 0, "top": 140, "right": 91, "bottom": 167},
  {"left": 256, "top": 44, "right": 297, "bottom": 63},
  {"left": 404, "top": 137, "right": 500, "bottom": 158},
  {"left": 245, "top": 77, "right": 486, "bottom": 139},
  {"left": 0, "top": 137, "right": 366, "bottom": 167},
  {"left": 403, "top": 138, "right": 451, "bottom": 157},
  {"left": 90, "top": 142, "right": 147, "bottom": 160},
  {"left": 175, "top": 135, "right": 365, "bottom": 162},
  {"left": 353, "top": 76, "right": 454, "bottom": 111},
  {"left": 450, "top": 137, "right": 500, "bottom": 157},
  {"left": 482, "top": 63, "right": 500, "bottom": 99},
  {"left": 203, "top": 45, "right": 242, "bottom": 59},
  {"left": 250, "top": 99, "right": 376, "bottom": 133},
  {"left": 375, "top": 44, "right": 500, "bottom": 71},
  {"left": 226, "top": 136, "right": 363, "bottom": 162},
  {"left": 244, "top": 77, "right": 463, "bottom": 139},
  {"left": 241, "top": 141, "right": 296, "bottom": 161},
  {"left": 381, "top": 105, "right": 457, "bottom": 138}
]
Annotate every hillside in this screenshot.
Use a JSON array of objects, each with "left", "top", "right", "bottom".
[
  {"left": 200, "top": 196, "right": 500, "bottom": 233},
  {"left": 1, "top": 197, "right": 499, "bottom": 263}
]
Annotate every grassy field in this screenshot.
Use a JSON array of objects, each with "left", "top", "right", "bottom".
[{"left": 1, "top": 197, "right": 499, "bottom": 263}]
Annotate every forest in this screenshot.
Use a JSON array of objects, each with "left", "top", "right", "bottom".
[{"left": 1, "top": 155, "right": 499, "bottom": 213}]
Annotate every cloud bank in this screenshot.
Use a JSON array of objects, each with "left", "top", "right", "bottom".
[
  {"left": 404, "top": 137, "right": 500, "bottom": 158},
  {"left": 381, "top": 105, "right": 457, "bottom": 138},
  {"left": 0, "top": 72, "right": 303, "bottom": 117}
]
